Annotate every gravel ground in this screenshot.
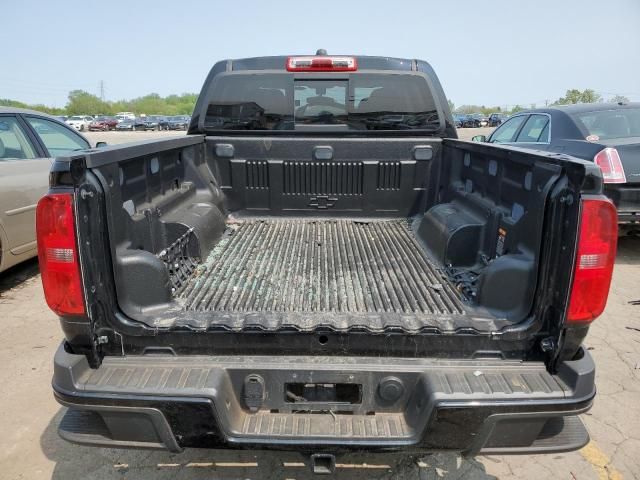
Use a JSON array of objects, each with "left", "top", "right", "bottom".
[{"left": 0, "top": 129, "right": 638, "bottom": 479}]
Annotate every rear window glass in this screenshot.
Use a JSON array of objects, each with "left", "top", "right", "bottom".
[
  {"left": 571, "top": 108, "right": 640, "bottom": 140},
  {"left": 203, "top": 73, "right": 441, "bottom": 132}
]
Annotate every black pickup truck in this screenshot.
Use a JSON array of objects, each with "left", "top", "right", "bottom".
[{"left": 39, "top": 53, "right": 617, "bottom": 467}]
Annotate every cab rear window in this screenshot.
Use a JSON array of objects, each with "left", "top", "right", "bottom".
[{"left": 203, "top": 73, "right": 441, "bottom": 132}]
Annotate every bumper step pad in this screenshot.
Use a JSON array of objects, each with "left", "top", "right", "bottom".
[{"left": 241, "top": 412, "right": 410, "bottom": 439}]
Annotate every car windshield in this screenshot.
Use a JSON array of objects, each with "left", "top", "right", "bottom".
[
  {"left": 203, "top": 72, "right": 442, "bottom": 132},
  {"left": 571, "top": 108, "right": 640, "bottom": 140},
  {"left": 68, "top": 116, "right": 82, "bottom": 121}
]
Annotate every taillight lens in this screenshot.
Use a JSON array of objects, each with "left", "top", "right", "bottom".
[
  {"left": 567, "top": 198, "right": 617, "bottom": 323},
  {"left": 594, "top": 148, "right": 626, "bottom": 183},
  {"left": 286, "top": 56, "right": 357, "bottom": 72},
  {"left": 36, "top": 193, "right": 85, "bottom": 316}
]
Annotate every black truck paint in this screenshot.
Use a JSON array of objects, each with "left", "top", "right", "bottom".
[{"left": 46, "top": 55, "right": 607, "bottom": 457}]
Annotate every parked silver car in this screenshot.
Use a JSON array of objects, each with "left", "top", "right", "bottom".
[{"left": 0, "top": 107, "right": 92, "bottom": 272}]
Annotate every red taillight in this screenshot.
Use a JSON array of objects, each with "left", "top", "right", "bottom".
[
  {"left": 36, "top": 193, "right": 85, "bottom": 316},
  {"left": 567, "top": 198, "right": 617, "bottom": 323},
  {"left": 594, "top": 148, "right": 626, "bottom": 184},
  {"left": 286, "top": 56, "right": 357, "bottom": 72}
]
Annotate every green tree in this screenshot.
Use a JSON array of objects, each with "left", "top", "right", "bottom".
[
  {"left": 580, "top": 89, "right": 602, "bottom": 103},
  {"left": 456, "top": 105, "right": 483, "bottom": 114},
  {"left": 609, "top": 95, "right": 630, "bottom": 104},
  {"left": 481, "top": 106, "right": 502, "bottom": 115},
  {"left": 130, "top": 93, "right": 166, "bottom": 115},
  {"left": 555, "top": 89, "right": 582, "bottom": 105},
  {"left": 30, "top": 104, "right": 65, "bottom": 115},
  {"left": 0, "top": 98, "right": 28, "bottom": 108},
  {"left": 554, "top": 89, "right": 602, "bottom": 105},
  {"left": 0, "top": 98, "right": 64, "bottom": 115},
  {"left": 66, "top": 90, "right": 111, "bottom": 115},
  {"left": 2, "top": 91, "right": 198, "bottom": 117},
  {"left": 510, "top": 105, "right": 525, "bottom": 114}
]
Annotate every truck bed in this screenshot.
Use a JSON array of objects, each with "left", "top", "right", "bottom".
[
  {"left": 77, "top": 134, "right": 575, "bottom": 338},
  {"left": 180, "top": 218, "right": 465, "bottom": 315}
]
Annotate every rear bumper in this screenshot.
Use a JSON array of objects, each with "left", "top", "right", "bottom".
[
  {"left": 605, "top": 185, "right": 640, "bottom": 226},
  {"left": 52, "top": 344, "right": 595, "bottom": 455}
]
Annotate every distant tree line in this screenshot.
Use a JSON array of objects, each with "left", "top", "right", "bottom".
[
  {"left": 552, "top": 89, "right": 601, "bottom": 105},
  {"left": 0, "top": 90, "right": 199, "bottom": 116},
  {"left": 2, "top": 88, "right": 631, "bottom": 119},
  {"left": 451, "top": 104, "right": 528, "bottom": 115},
  {"left": 448, "top": 89, "right": 630, "bottom": 116}
]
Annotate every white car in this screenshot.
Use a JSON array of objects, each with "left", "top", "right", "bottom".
[
  {"left": 65, "top": 115, "right": 94, "bottom": 131},
  {"left": 115, "top": 112, "right": 136, "bottom": 122}
]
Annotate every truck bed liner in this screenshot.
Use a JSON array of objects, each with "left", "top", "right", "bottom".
[{"left": 180, "top": 219, "right": 466, "bottom": 316}]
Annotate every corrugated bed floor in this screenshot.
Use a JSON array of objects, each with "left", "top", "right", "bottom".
[{"left": 180, "top": 219, "right": 465, "bottom": 315}]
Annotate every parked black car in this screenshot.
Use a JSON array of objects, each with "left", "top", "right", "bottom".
[
  {"left": 115, "top": 118, "right": 147, "bottom": 131},
  {"left": 473, "top": 103, "right": 640, "bottom": 234},
  {"left": 142, "top": 116, "right": 170, "bottom": 131},
  {"left": 475, "top": 113, "right": 489, "bottom": 127},
  {"left": 167, "top": 115, "right": 190, "bottom": 130},
  {"left": 488, "top": 113, "right": 508, "bottom": 127},
  {"left": 461, "top": 113, "right": 488, "bottom": 128}
]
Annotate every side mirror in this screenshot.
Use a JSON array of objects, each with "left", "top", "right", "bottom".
[
  {"left": 471, "top": 135, "right": 487, "bottom": 142},
  {"left": 96, "top": 141, "right": 108, "bottom": 148}
]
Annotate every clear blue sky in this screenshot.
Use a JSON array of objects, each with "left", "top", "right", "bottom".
[{"left": 2, "top": 0, "right": 639, "bottom": 109}]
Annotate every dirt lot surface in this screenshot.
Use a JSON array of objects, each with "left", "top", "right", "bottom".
[{"left": 1, "top": 129, "right": 639, "bottom": 479}]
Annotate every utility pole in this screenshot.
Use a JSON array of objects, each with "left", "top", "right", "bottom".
[{"left": 99, "top": 80, "right": 105, "bottom": 101}]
